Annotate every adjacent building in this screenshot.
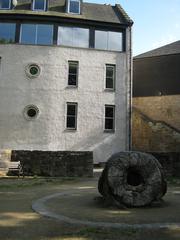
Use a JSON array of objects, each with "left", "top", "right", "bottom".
[
  {"left": 0, "top": 0, "right": 133, "bottom": 172},
  {"left": 133, "top": 41, "right": 180, "bottom": 176}
]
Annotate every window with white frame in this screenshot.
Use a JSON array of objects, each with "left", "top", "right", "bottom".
[
  {"left": 66, "top": 102, "right": 77, "bottom": 130},
  {"left": 105, "top": 105, "right": 115, "bottom": 131},
  {"left": 68, "top": 0, "right": 80, "bottom": 14},
  {"left": 20, "top": 24, "right": 53, "bottom": 45},
  {"left": 32, "top": 0, "right": 46, "bottom": 11},
  {"left": 0, "top": 0, "right": 11, "bottom": 9},
  {"left": 68, "top": 61, "right": 78, "bottom": 86},
  {"left": 106, "top": 64, "right": 115, "bottom": 90}
]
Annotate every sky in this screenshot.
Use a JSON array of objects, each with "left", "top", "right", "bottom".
[{"left": 84, "top": 0, "right": 180, "bottom": 56}]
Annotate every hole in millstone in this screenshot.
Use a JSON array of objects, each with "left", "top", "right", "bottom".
[{"left": 127, "top": 167, "right": 144, "bottom": 186}]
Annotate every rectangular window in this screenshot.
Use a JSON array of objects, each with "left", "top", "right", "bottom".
[
  {"left": 68, "top": 61, "right": 78, "bottom": 86},
  {"left": 66, "top": 103, "right": 77, "bottom": 130},
  {"left": 20, "top": 24, "right": 53, "bottom": 45},
  {"left": 0, "top": 23, "right": 16, "bottom": 44},
  {"left": 95, "top": 30, "right": 123, "bottom": 51},
  {"left": 105, "top": 105, "right": 115, "bottom": 131},
  {"left": 58, "top": 26, "right": 89, "bottom": 48},
  {"left": 0, "top": 0, "right": 11, "bottom": 9},
  {"left": 69, "top": 0, "right": 80, "bottom": 14},
  {"left": 106, "top": 65, "right": 115, "bottom": 90},
  {"left": 33, "top": 0, "right": 46, "bottom": 11}
]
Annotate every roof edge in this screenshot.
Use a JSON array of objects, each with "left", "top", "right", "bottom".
[
  {"left": 134, "top": 40, "right": 180, "bottom": 59},
  {"left": 115, "top": 4, "right": 133, "bottom": 26}
]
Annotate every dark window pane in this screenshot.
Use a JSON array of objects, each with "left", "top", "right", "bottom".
[
  {"left": 68, "top": 74, "right": 77, "bottom": 85},
  {"left": 105, "top": 119, "right": 114, "bottom": 130},
  {"left": 0, "top": 23, "right": 16, "bottom": 43},
  {"left": 69, "top": 64, "right": 78, "bottom": 74},
  {"left": 0, "top": 0, "right": 10, "bottom": 9},
  {"left": 106, "top": 78, "right": 114, "bottom": 89},
  {"left": 67, "top": 116, "right": 76, "bottom": 128},
  {"left": 67, "top": 105, "right": 76, "bottom": 116},
  {"left": 34, "top": 0, "right": 46, "bottom": 10},
  {"left": 105, "top": 106, "right": 115, "bottom": 130},
  {"left": 68, "top": 62, "right": 78, "bottom": 86},
  {"left": 27, "top": 108, "right": 37, "bottom": 118},
  {"left": 106, "top": 65, "right": 115, "bottom": 89},
  {"left": 69, "top": 0, "right": 80, "bottom": 14},
  {"left": 67, "top": 103, "right": 77, "bottom": 129},
  {"left": 20, "top": 24, "right": 36, "bottom": 44},
  {"left": 37, "top": 24, "right": 53, "bottom": 45},
  {"left": 106, "top": 67, "right": 114, "bottom": 78},
  {"left": 105, "top": 107, "right": 114, "bottom": 118},
  {"left": 29, "top": 66, "right": 39, "bottom": 75}
]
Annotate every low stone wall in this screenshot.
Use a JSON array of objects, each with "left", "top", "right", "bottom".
[
  {"left": 11, "top": 150, "right": 93, "bottom": 177},
  {"left": 149, "top": 152, "right": 180, "bottom": 178}
]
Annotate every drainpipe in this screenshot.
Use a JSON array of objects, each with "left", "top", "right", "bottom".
[{"left": 128, "top": 26, "right": 132, "bottom": 151}]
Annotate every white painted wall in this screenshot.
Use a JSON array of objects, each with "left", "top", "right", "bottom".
[{"left": 0, "top": 30, "right": 131, "bottom": 163}]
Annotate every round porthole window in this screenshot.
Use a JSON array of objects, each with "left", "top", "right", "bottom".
[
  {"left": 26, "top": 64, "right": 41, "bottom": 78},
  {"left": 23, "top": 105, "right": 39, "bottom": 120}
]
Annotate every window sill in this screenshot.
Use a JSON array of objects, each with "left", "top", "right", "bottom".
[
  {"left": 32, "top": 9, "right": 47, "bottom": 12},
  {"left": 65, "top": 128, "right": 77, "bottom": 132},
  {"left": 0, "top": 8, "right": 11, "bottom": 10},
  {"left": 66, "top": 85, "right": 78, "bottom": 89},
  {"left": 104, "top": 129, "right": 115, "bottom": 133},
  {"left": 104, "top": 88, "right": 115, "bottom": 92}
]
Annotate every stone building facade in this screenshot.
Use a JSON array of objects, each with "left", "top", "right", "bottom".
[{"left": 0, "top": 0, "right": 133, "bottom": 175}]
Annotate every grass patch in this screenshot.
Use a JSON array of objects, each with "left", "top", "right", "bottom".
[{"left": 0, "top": 177, "right": 77, "bottom": 189}]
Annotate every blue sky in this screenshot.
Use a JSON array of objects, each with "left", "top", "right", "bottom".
[{"left": 84, "top": 0, "right": 180, "bottom": 55}]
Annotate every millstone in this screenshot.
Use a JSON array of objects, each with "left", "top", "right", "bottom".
[{"left": 98, "top": 151, "right": 167, "bottom": 207}]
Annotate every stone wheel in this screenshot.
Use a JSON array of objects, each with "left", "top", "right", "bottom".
[{"left": 98, "top": 151, "right": 167, "bottom": 207}]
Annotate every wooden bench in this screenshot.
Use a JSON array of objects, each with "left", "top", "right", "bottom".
[{"left": 8, "top": 161, "right": 24, "bottom": 177}]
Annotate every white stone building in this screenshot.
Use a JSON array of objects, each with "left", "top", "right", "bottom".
[{"left": 0, "top": 0, "right": 133, "bottom": 165}]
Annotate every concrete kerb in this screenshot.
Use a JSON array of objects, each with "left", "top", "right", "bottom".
[{"left": 32, "top": 190, "right": 180, "bottom": 230}]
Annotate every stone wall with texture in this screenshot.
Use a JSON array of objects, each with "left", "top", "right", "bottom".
[{"left": 11, "top": 151, "right": 93, "bottom": 177}]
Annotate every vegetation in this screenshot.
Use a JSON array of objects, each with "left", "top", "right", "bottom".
[{"left": 0, "top": 38, "right": 14, "bottom": 44}]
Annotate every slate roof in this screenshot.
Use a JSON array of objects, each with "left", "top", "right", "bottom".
[
  {"left": 0, "top": 0, "right": 133, "bottom": 26},
  {"left": 135, "top": 40, "right": 180, "bottom": 59}
]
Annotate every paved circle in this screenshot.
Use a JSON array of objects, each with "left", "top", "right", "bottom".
[{"left": 32, "top": 186, "right": 180, "bottom": 229}]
